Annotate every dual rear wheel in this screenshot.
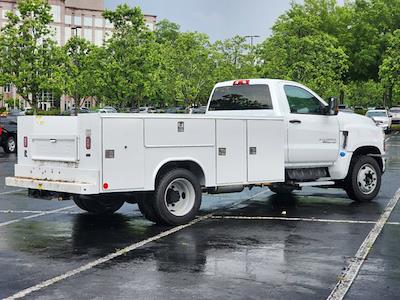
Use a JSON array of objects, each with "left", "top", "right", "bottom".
[
  {"left": 138, "top": 169, "right": 202, "bottom": 226},
  {"left": 74, "top": 168, "right": 202, "bottom": 226}
]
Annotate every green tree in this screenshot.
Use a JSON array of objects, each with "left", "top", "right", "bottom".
[
  {"left": 259, "top": 32, "right": 348, "bottom": 99},
  {"left": 379, "top": 29, "right": 400, "bottom": 107},
  {"left": 62, "top": 36, "right": 99, "bottom": 114},
  {"left": 0, "top": 0, "right": 64, "bottom": 111},
  {"left": 155, "top": 19, "right": 180, "bottom": 43},
  {"left": 98, "top": 5, "right": 163, "bottom": 108},
  {"left": 212, "top": 35, "right": 259, "bottom": 82}
]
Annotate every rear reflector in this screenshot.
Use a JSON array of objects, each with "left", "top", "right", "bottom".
[
  {"left": 24, "top": 136, "right": 28, "bottom": 147},
  {"left": 85, "top": 136, "right": 91, "bottom": 150},
  {"left": 0, "top": 126, "right": 2, "bottom": 135},
  {"left": 103, "top": 182, "right": 109, "bottom": 190},
  {"left": 233, "top": 80, "right": 250, "bottom": 86}
]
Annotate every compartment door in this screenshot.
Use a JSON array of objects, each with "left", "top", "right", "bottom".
[
  {"left": 247, "top": 120, "right": 285, "bottom": 183},
  {"left": 216, "top": 119, "right": 247, "bottom": 185},
  {"left": 102, "top": 118, "right": 144, "bottom": 191}
]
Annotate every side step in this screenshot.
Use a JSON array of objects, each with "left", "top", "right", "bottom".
[{"left": 295, "top": 181, "right": 335, "bottom": 187}]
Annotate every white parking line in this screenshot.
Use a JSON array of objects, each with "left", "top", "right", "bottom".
[
  {"left": 327, "top": 187, "right": 400, "bottom": 300},
  {"left": 0, "top": 206, "right": 75, "bottom": 228},
  {"left": 0, "top": 209, "right": 80, "bottom": 214},
  {"left": 0, "top": 189, "right": 25, "bottom": 196},
  {"left": 3, "top": 213, "right": 213, "bottom": 300},
  {"left": 212, "top": 215, "right": 377, "bottom": 225},
  {"left": 387, "top": 221, "right": 400, "bottom": 225}
]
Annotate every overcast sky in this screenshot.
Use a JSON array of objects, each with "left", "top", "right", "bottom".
[{"left": 104, "top": 0, "right": 303, "bottom": 42}]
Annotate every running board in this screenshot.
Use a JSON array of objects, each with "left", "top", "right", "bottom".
[{"left": 295, "top": 181, "right": 335, "bottom": 187}]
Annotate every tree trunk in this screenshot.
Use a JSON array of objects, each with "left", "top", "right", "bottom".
[
  {"left": 339, "top": 90, "right": 345, "bottom": 105},
  {"left": 74, "top": 94, "right": 79, "bottom": 116},
  {"left": 388, "top": 85, "right": 393, "bottom": 108}
]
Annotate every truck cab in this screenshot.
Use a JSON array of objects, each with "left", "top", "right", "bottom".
[{"left": 6, "top": 79, "right": 385, "bottom": 225}]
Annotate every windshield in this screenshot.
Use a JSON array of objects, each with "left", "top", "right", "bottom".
[
  {"left": 208, "top": 84, "right": 273, "bottom": 111},
  {"left": 367, "top": 111, "right": 387, "bottom": 117},
  {"left": 390, "top": 108, "right": 400, "bottom": 113}
]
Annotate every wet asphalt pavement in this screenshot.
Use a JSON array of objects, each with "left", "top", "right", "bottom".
[{"left": 0, "top": 131, "right": 399, "bottom": 299}]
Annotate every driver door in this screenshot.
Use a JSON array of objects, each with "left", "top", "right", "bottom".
[{"left": 285, "top": 85, "right": 339, "bottom": 165}]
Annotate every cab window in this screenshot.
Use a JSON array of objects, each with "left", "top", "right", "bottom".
[
  {"left": 209, "top": 84, "right": 273, "bottom": 111},
  {"left": 284, "top": 85, "right": 325, "bottom": 115}
]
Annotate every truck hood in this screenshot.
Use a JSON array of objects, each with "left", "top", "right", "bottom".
[{"left": 338, "top": 112, "right": 376, "bottom": 130}]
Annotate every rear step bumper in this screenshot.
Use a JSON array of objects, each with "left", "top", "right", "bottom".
[{"left": 5, "top": 177, "right": 98, "bottom": 195}]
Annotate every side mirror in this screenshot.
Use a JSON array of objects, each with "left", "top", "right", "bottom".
[{"left": 327, "top": 97, "right": 339, "bottom": 115}]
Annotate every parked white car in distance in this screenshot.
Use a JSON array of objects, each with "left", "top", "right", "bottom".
[
  {"left": 389, "top": 107, "right": 400, "bottom": 125},
  {"left": 98, "top": 106, "right": 118, "bottom": 114},
  {"left": 366, "top": 109, "right": 392, "bottom": 132}
]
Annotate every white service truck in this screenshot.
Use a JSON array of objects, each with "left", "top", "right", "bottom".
[{"left": 6, "top": 79, "right": 385, "bottom": 225}]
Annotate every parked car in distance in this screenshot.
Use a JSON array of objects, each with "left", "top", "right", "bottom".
[
  {"left": 164, "top": 106, "right": 186, "bottom": 114},
  {"left": 366, "top": 109, "right": 392, "bottom": 132},
  {"left": 139, "top": 106, "right": 156, "bottom": 113},
  {"left": 389, "top": 107, "right": 400, "bottom": 125},
  {"left": 190, "top": 106, "right": 207, "bottom": 114},
  {"left": 98, "top": 106, "right": 118, "bottom": 114},
  {"left": 338, "top": 105, "right": 354, "bottom": 113},
  {"left": 0, "top": 116, "right": 17, "bottom": 153},
  {"left": 128, "top": 107, "right": 140, "bottom": 113}
]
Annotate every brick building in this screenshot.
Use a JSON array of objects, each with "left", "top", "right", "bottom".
[{"left": 0, "top": 0, "right": 157, "bottom": 111}]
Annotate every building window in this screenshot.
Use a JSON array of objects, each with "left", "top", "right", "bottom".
[
  {"left": 84, "top": 16, "right": 92, "bottom": 27},
  {"left": 74, "top": 15, "right": 82, "bottom": 26},
  {"left": 83, "top": 99, "right": 91, "bottom": 108},
  {"left": 38, "top": 91, "right": 55, "bottom": 110},
  {"left": 84, "top": 28, "right": 92, "bottom": 42},
  {"left": 4, "top": 84, "right": 12, "bottom": 93},
  {"left": 64, "top": 27, "right": 71, "bottom": 42},
  {"left": 94, "top": 17, "right": 103, "bottom": 27},
  {"left": 51, "top": 5, "right": 61, "bottom": 23},
  {"left": 50, "top": 25, "right": 61, "bottom": 44},
  {"left": 94, "top": 30, "right": 103, "bottom": 46},
  {"left": 65, "top": 15, "right": 72, "bottom": 25}
]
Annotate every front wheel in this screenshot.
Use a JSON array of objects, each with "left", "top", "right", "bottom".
[
  {"left": 73, "top": 195, "right": 124, "bottom": 214},
  {"left": 344, "top": 155, "right": 381, "bottom": 202},
  {"left": 152, "top": 169, "right": 202, "bottom": 226}
]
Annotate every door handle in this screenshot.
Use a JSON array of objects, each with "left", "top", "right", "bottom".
[{"left": 289, "top": 120, "right": 302, "bottom": 124}]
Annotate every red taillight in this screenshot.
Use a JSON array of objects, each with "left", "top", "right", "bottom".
[
  {"left": 103, "top": 182, "right": 109, "bottom": 190},
  {"left": 0, "top": 126, "right": 2, "bottom": 135},
  {"left": 233, "top": 79, "right": 250, "bottom": 86},
  {"left": 24, "top": 136, "right": 28, "bottom": 147},
  {"left": 85, "top": 136, "right": 91, "bottom": 150}
]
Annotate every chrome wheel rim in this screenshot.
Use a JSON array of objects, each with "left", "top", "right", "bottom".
[
  {"left": 8, "top": 138, "right": 16, "bottom": 152},
  {"left": 164, "top": 178, "right": 195, "bottom": 217},
  {"left": 357, "top": 163, "right": 378, "bottom": 195}
]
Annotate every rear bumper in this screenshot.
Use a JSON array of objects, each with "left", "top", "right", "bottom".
[{"left": 5, "top": 177, "right": 98, "bottom": 195}]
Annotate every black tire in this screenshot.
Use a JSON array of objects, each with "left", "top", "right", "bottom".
[
  {"left": 137, "top": 193, "right": 160, "bottom": 223},
  {"left": 73, "top": 195, "right": 124, "bottom": 214},
  {"left": 269, "top": 184, "right": 296, "bottom": 194},
  {"left": 344, "top": 155, "right": 381, "bottom": 202},
  {"left": 152, "top": 168, "right": 202, "bottom": 226},
  {"left": 3, "top": 135, "right": 16, "bottom": 153}
]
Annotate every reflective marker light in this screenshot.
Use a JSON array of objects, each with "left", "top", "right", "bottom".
[
  {"left": 233, "top": 79, "right": 250, "bottom": 86},
  {"left": 86, "top": 136, "right": 91, "bottom": 150},
  {"left": 24, "top": 136, "right": 28, "bottom": 147},
  {"left": 103, "top": 182, "right": 109, "bottom": 190}
]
